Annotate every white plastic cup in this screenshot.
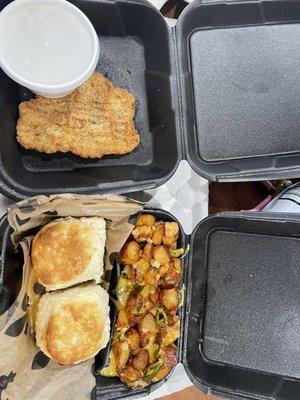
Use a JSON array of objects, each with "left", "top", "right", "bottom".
[{"left": 0, "top": 0, "right": 99, "bottom": 98}]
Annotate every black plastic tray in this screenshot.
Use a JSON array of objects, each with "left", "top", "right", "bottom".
[
  {"left": 0, "top": 0, "right": 179, "bottom": 200},
  {"left": 0, "top": 0, "right": 299, "bottom": 200},
  {"left": 1, "top": 210, "right": 300, "bottom": 400},
  {"left": 94, "top": 208, "right": 186, "bottom": 399}
]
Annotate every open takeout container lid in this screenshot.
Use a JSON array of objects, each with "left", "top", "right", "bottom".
[
  {"left": 183, "top": 211, "right": 300, "bottom": 400},
  {"left": 0, "top": 0, "right": 299, "bottom": 200},
  {"left": 1, "top": 209, "right": 300, "bottom": 400}
]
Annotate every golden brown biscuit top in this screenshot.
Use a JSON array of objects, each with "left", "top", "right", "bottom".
[
  {"left": 32, "top": 220, "right": 94, "bottom": 286},
  {"left": 46, "top": 299, "right": 105, "bottom": 365}
]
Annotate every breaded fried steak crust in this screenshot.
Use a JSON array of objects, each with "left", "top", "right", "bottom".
[{"left": 17, "top": 72, "right": 140, "bottom": 158}]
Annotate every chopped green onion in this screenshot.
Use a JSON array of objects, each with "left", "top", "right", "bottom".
[
  {"left": 155, "top": 307, "right": 168, "bottom": 329},
  {"left": 143, "top": 359, "right": 164, "bottom": 382}
]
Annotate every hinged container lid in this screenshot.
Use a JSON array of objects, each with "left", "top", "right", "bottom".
[
  {"left": 185, "top": 212, "right": 300, "bottom": 399},
  {"left": 176, "top": 0, "right": 300, "bottom": 181}
]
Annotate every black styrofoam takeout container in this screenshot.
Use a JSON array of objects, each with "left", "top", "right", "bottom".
[
  {"left": 1, "top": 209, "right": 300, "bottom": 400},
  {"left": 0, "top": 0, "right": 299, "bottom": 200}
]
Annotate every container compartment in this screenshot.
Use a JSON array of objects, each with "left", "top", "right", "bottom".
[
  {"left": 185, "top": 213, "right": 300, "bottom": 400},
  {"left": 0, "top": 0, "right": 179, "bottom": 199},
  {"left": 177, "top": 0, "right": 300, "bottom": 181},
  {"left": 94, "top": 208, "right": 186, "bottom": 399}
]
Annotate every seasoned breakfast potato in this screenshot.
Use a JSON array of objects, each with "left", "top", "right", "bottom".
[
  {"left": 102, "top": 214, "right": 183, "bottom": 388},
  {"left": 152, "top": 224, "right": 165, "bottom": 245},
  {"left": 144, "top": 268, "right": 160, "bottom": 287},
  {"left": 132, "top": 225, "right": 153, "bottom": 242},
  {"left": 159, "top": 265, "right": 180, "bottom": 289},
  {"left": 132, "top": 259, "right": 149, "bottom": 283},
  {"left": 142, "top": 243, "right": 154, "bottom": 261},
  {"left": 160, "top": 288, "right": 179, "bottom": 310},
  {"left": 119, "top": 365, "right": 142, "bottom": 384},
  {"left": 136, "top": 214, "right": 156, "bottom": 227},
  {"left": 153, "top": 245, "right": 170, "bottom": 266},
  {"left": 126, "top": 328, "right": 140, "bottom": 351},
  {"left": 161, "top": 320, "right": 180, "bottom": 346},
  {"left": 119, "top": 241, "right": 141, "bottom": 265},
  {"left": 132, "top": 349, "right": 149, "bottom": 371},
  {"left": 163, "top": 222, "right": 179, "bottom": 246},
  {"left": 114, "top": 340, "right": 130, "bottom": 371},
  {"left": 115, "top": 309, "right": 130, "bottom": 331}
]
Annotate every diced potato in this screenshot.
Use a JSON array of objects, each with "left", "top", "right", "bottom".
[
  {"left": 115, "top": 309, "right": 130, "bottom": 330},
  {"left": 141, "top": 333, "right": 156, "bottom": 347},
  {"left": 150, "top": 259, "right": 161, "bottom": 269},
  {"left": 132, "top": 225, "right": 153, "bottom": 242},
  {"left": 172, "top": 258, "right": 181, "bottom": 272},
  {"left": 142, "top": 243, "right": 154, "bottom": 261},
  {"left": 114, "top": 340, "right": 130, "bottom": 371},
  {"left": 140, "top": 284, "right": 151, "bottom": 300},
  {"left": 132, "top": 349, "right": 149, "bottom": 371},
  {"left": 126, "top": 292, "right": 142, "bottom": 310},
  {"left": 149, "top": 287, "right": 159, "bottom": 304},
  {"left": 136, "top": 300, "right": 154, "bottom": 316},
  {"left": 126, "top": 328, "right": 140, "bottom": 351},
  {"left": 138, "top": 313, "right": 158, "bottom": 336},
  {"left": 168, "top": 313, "right": 179, "bottom": 326},
  {"left": 119, "top": 241, "right": 141, "bottom": 265},
  {"left": 163, "top": 345, "right": 177, "bottom": 368},
  {"left": 161, "top": 320, "right": 180, "bottom": 346},
  {"left": 159, "top": 266, "right": 180, "bottom": 289},
  {"left": 163, "top": 222, "right": 179, "bottom": 246},
  {"left": 144, "top": 339, "right": 159, "bottom": 363},
  {"left": 133, "top": 259, "right": 149, "bottom": 283},
  {"left": 119, "top": 365, "right": 142, "bottom": 384},
  {"left": 136, "top": 214, "right": 156, "bottom": 227},
  {"left": 152, "top": 224, "right": 165, "bottom": 245},
  {"left": 153, "top": 246, "right": 170, "bottom": 266},
  {"left": 158, "top": 263, "right": 170, "bottom": 276},
  {"left": 169, "top": 241, "right": 177, "bottom": 251},
  {"left": 159, "top": 288, "right": 179, "bottom": 310},
  {"left": 130, "top": 314, "right": 144, "bottom": 327},
  {"left": 144, "top": 268, "right": 160, "bottom": 287}
]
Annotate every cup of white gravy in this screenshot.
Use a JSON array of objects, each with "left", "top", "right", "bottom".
[{"left": 0, "top": 0, "right": 99, "bottom": 98}]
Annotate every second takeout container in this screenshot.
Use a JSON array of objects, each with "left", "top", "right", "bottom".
[
  {"left": 1, "top": 207, "right": 299, "bottom": 400},
  {"left": 0, "top": 0, "right": 299, "bottom": 199}
]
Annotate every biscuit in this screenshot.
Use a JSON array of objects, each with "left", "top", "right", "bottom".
[
  {"left": 35, "top": 284, "right": 110, "bottom": 365},
  {"left": 31, "top": 217, "right": 106, "bottom": 291}
]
